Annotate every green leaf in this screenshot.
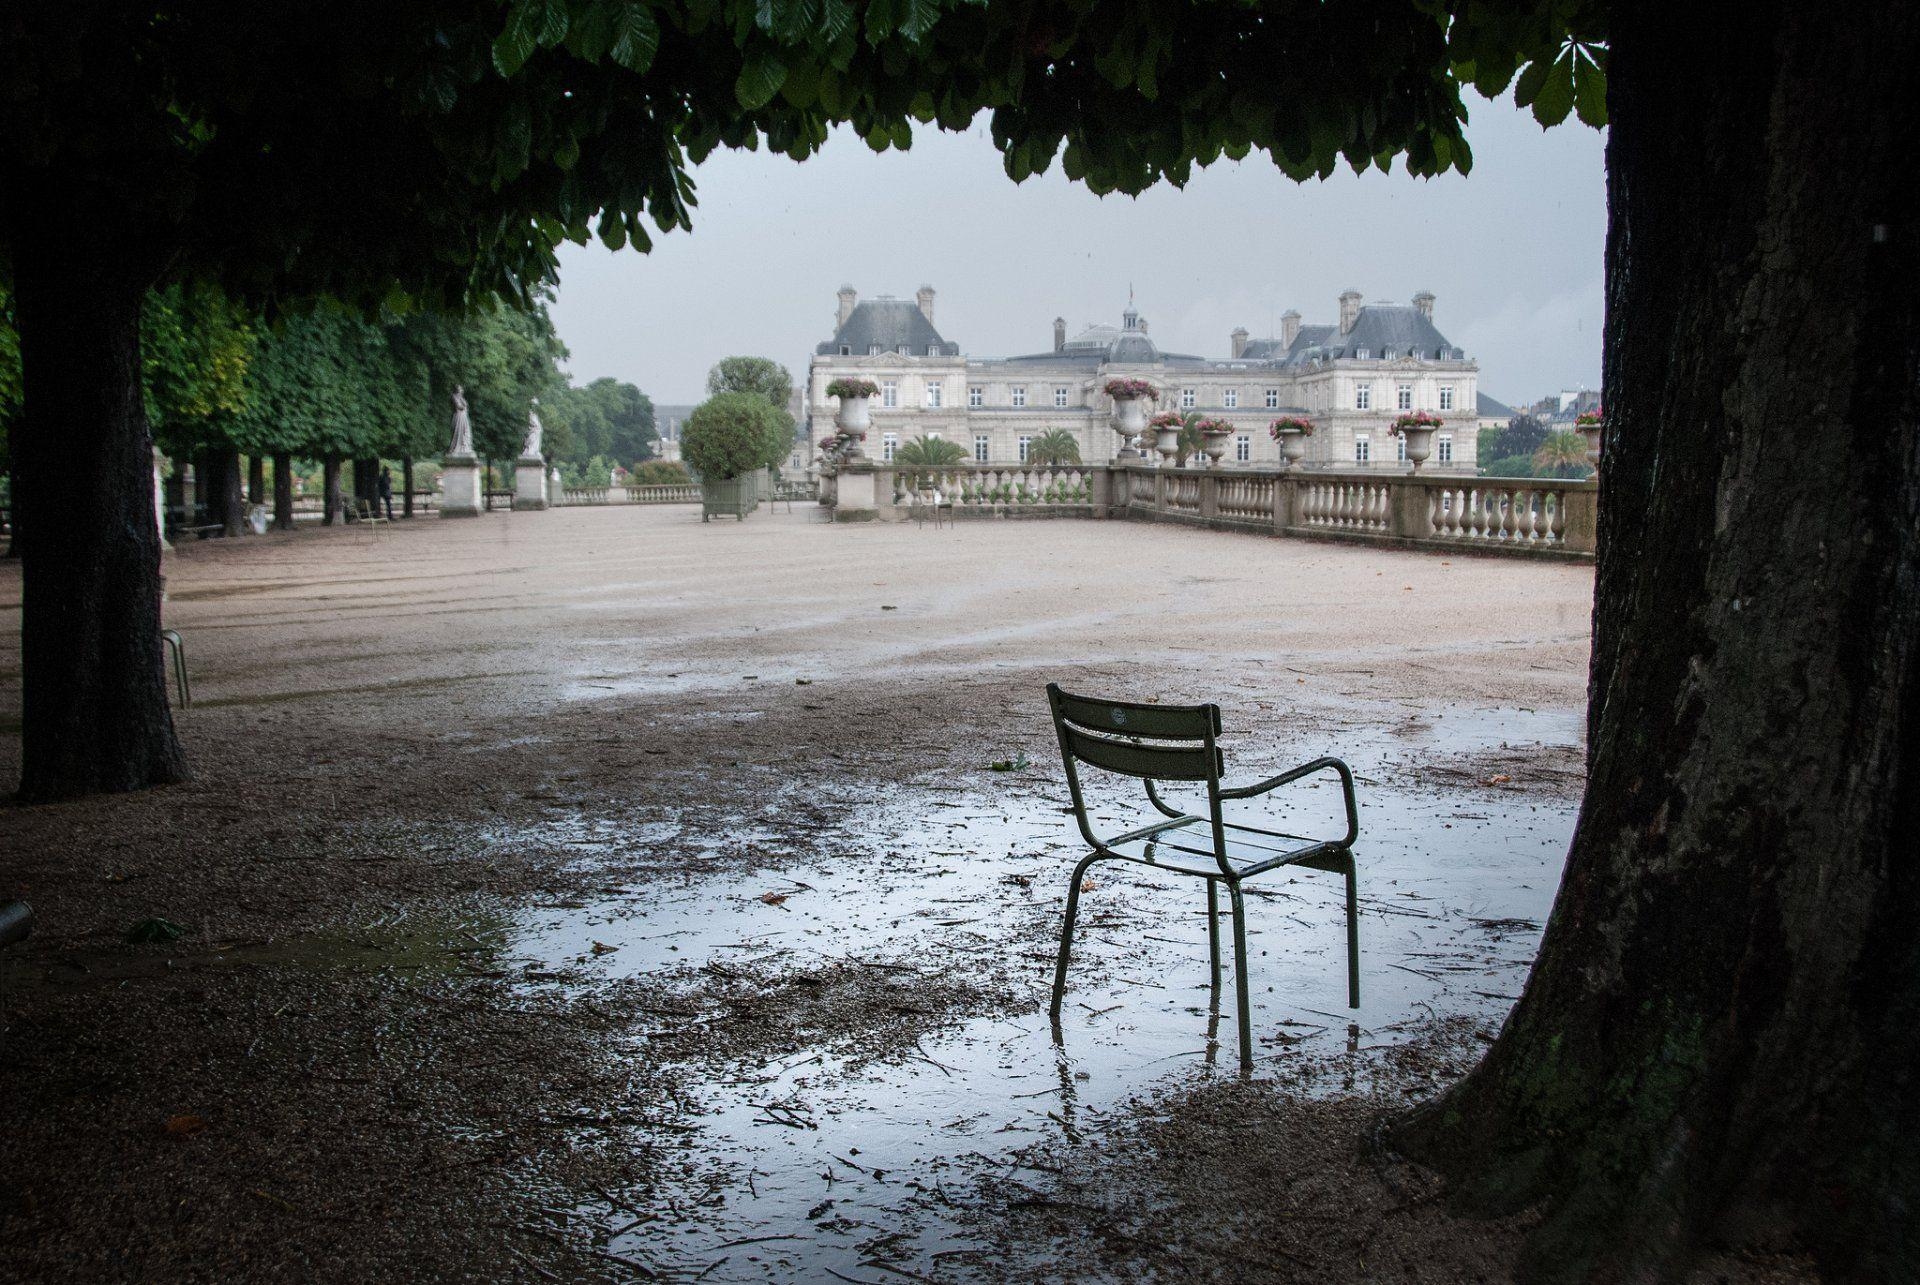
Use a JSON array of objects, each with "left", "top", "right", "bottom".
[
  {"left": 735, "top": 47, "right": 789, "bottom": 109},
  {"left": 608, "top": 2, "right": 659, "bottom": 71},
  {"left": 898, "top": 0, "right": 939, "bottom": 42},
  {"left": 1512, "top": 54, "right": 1552, "bottom": 108},
  {"left": 1572, "top": 47, "right": 1608, "bottom": 128},
  {"left": 553, "top": 134, "right": 581, "bottom": 170},
  {"left": 533, "top": 0, "right": 569, "bottom": 45},
  {"left": 1532, "top": 49, "right": 1575, "bottom": 127},
  {"left": 492, "top": 22, "right": 538, "bottom": 77}
]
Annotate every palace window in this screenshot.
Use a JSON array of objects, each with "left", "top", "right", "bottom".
[
  {"left": 881, "top": 380, "right": 898, "bottom": 408},
  {"left": 839, "top": 344, "right": 851, "bottom": 356},
  {"left": 1054, "top": 386, "right": 1069, "bottom": 408},
  {"left": 967, "top": 385, "right": 983, "bottom": 408},
  {"left": 1264, "top": 388, "right": 1279, "bottom": 409},
  {"left": 882, "top": 432, "right": 899, "bottom": 461},
  {"left": 1223, "top": 388, "right": 1239, "bottom": 409},
  {"left": 1356, "top": 348, "right": 1370, "bottom": 360},
  {"left": 1396, "top": 434, "right": 1407, "bottom": 462},
  {"left": 1355, "top": 435, "right": 1372, "bottom": 463},
  {"left": 925, "top": 383, "right": 942, "bottom": 408},
  {"left": 1438, "top": 433, "right": 1454, "bottom": 464},
  {"left": 1235, "top": 434, "right": 1251, "bottom": 462},
  {"left": 1017, "top": 435, "right": 1032, "bottom": 461},
  {"left": 1354, "top": 384, "right": 1372, "bottom": 411},
  {"left": 1397, "top": 384, "right": 1413, "bottom": 411},
  {"left": 1439, "top": 386, "right": 1455, "bottom": 411},
  {"left": 1181, "top": 388, "right": 1196, "bottom": 409},
  {"left": 927, "top": 345, "right": 940, "bottom": 356},
  {"left": 974, "top": 434, "right": 990, "bottom": 462},
  {"left": 897, "top": 345, "right": 910, "bottom": 356},
  {"left": 869, "top": 344, "right": 882, "bottom": 355},
  {"left": 1011, "top": 386, "right": 1027, "bottom": 407},
  {"left": 1384, "top": 348, "right": 1397, "bottom": 360}
]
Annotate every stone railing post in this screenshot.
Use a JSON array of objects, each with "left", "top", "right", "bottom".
[
  {"left": 1273, "top": 474, "right": 1299, "bottom": 532},
  {"left": 1089, "top": 466, "right": 1113, "bottom": 517},
  {"left": 1198, "top": 472, "right": 1219, "bottom": 520},
  {"left": 872, "top": 464, "right": 899, "bottom": 521},
  {"left": 1152, "top": 467, "right": 1168, "bottom": 513},
  {"left": 1562, "top": 483, "right": 1598, "bottom": 552},
  {"left": 1390, "top": 477, "right": 1433, "bottom": 541}
]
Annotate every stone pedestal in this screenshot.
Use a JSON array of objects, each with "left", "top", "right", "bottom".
[
  {"left": 440, "top": 454, "right": 482, "bottom": 517},
  {"left": 512, "top": 457, "right": 548, "bottom": 510},
  {"left": 834, "top": 463, "right": 878, "bottom": 521}
]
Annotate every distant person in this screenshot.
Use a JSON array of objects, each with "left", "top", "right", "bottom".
[{"left": 377, "top": 466, "right": 394, "bottom": 520}]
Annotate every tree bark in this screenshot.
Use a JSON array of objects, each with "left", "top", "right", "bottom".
[
  {"left": 1395, "top": 4, "right": 1919, "bottom": 1280},
  {"left": 321, "top": 456, "right": 341, "bottom": 526},
  {"left": 7, "top": 223, "right": 187, "bottom": 799},
  {"left": 247, "top": 455, "right": 264, "bottom": 507},
  {"left": 272, "top": 452, "right": 293, "bottom": 532},
  {"left": 210, "top": 448, "right": 245, "bottom": 536},
  {"left": 402, "top": 456, "right": 414, "bottom": 518}
]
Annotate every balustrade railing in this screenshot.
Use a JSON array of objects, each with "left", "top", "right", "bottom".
[
  {"left": 620, "top": 484, "right": 701, "bottom": 504},
  {"left": 886, "top": 463, "right": 1094, "bottom": 510}
]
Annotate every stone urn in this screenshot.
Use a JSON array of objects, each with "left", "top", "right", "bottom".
[
  {"left": 1576, "top": 420, "right": 1603, "bottom": 472},
  {"left": 1274, "top": 428, "right": 1309, "bottom": 469},
  {"left": 835, "top": 394, "right": 873, "bottom": 435},
  {"left": 837, "top": 431, "right": 866, "bottom": 461},
  {"left": 1398, "top": 426, "right": 1436, "bottom": 470},
  {"left": 1154, "top": 425, "right": 1181, "bottom": 462},
  {"left": 1200, "top": 430, "right": 1234, "bottom": 467},
  {"left": 1110, "top": 396, "right": 1148, "bottom": 460}
]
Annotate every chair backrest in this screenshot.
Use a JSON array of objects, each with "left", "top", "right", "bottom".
[{"left": 1048, "top": 683, "right": 1229, "bottom": 855}]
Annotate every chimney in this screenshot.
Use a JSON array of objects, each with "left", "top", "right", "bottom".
[
  {"left": 1338, "top": 289, "right": 1363, "bottom": 334},
  {"left": 836, "top": 284, "right": 857, "bottom": 329},
  {"left": 916, "top": 284, "right": 935, "bottom": 325},
  {"left": 1413, "top": 290, "right": 1435, "bottom": 321},
  {"left": 1280, "top": 309, "right": 1301, "bottom": 347},
  {"left": 1053, "top": 317, "right": 1066, "bottom": 352},
  {"left": 1230, "top": 326, "right": 1249, "bottom": 359}
]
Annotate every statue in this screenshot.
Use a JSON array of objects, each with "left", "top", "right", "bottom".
[
  {"left": 448, "top": 385, "right": 474, "bottom": 458},
  {"left": 520, "top": 398, "right": 544, "bottom": 459}
]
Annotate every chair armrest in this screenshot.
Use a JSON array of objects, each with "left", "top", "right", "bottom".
[{"left": 1217, "top": 757, "right": 1359, "bottom": 847}]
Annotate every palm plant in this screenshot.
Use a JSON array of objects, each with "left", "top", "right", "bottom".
[
  {"left": 1026, "top": 428, "right": 1082, "bottom": 466},
  {"left": 894, "top": 434, "right": 967, "bottom": 491},
  {"left": 1531, "top": 430, "right": 1593, "bottom": 479}
]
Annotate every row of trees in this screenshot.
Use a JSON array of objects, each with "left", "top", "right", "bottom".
[
  {"left": 1479, "top": 413, "right": 1593, "bottom": 480},
  {"left": 1, "top": 284, "right": 656, "bottom": 536}
]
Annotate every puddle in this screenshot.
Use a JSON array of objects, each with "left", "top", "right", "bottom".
[{"left": 498, "top": 731, "right": 1578, "bottom": 1281}]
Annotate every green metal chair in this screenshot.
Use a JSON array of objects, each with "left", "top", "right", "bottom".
[{"left": 1045, "top": 683, "right": 1361, "bottom": 1072}]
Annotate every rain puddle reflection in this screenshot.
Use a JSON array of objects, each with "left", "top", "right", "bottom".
[{"left": 505, "top": 748, "right": 1577, "bottom": 1281}]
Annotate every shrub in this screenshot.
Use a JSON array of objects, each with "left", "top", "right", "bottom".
[
  {"left": 629, "top": 459, "right": 690, "bottom": 486},
  {"left": 681, "top": 392, "right": 786, "bottom": 480}
]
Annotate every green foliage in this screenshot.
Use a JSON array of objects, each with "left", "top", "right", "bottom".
[
  {"left": 681, "top": 391, "right": 785, "bottom": 480},
  {"left": 560, "top": 454, "right": 615, "bottom": 488},
  {"left": 1495, "top": 412, "right": 1550, "bottom": 459},
  {"left": 1027, "top": 429, "right": 1081, "bottom": 466},
  {"left": 1483, "top": 453, "right": 1538, "bottom": 478},
  {"left": 387, "top": 303, "right": 568, "bottom": 460},
  {"left": 545, "top": 376, "right": 656, "bottom": 467},
  {"left": 141, "top": 284, "right": 256, "bottom": 455},
  {"left": 894, "top": 435, "right": 967, "bottom": 468},
  {"left": 1532, "top": 430, "right": 1593, "bottom": 479},
  {"left": 232, "top": 309, "right": 417, "bottom": 461},
  {"left": 0, "top": 285, "right": 20, "bottom": 451},
  {"left": 629, "top": 459, "right": 691, "bottom": 485},
  {"left": 708, "top": 357, "right": 793, "bottom": 411}
]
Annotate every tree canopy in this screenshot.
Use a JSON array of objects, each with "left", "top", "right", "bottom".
[
  {"left": 680, "top": 391, "right": 791, "bottom": 479},
  {"left": 545, "top": 376, "right": 657, "bottom": 468}
]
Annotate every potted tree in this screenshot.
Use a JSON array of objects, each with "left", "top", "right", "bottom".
[
  {"left": 1389, "top": 409, "right": 1445, "bottom": 470},
  {"left": 1104, "top": 378, "right": 1157, "bottom": 458},
  {"left": 1194, "top": 416, "right": 1236, "bottom": 466},
  {"left": 1269, "top": 415, "right": 1314, "bottom": 468},
  {"left": 826, "top": 377, "right": 879, "bottom": 459},
  {"left": 682, "top": 392, "right": 787, "bottom": 522}
]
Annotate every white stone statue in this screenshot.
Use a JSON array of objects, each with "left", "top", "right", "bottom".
[
  {"left": 520, "top": 398, "right": 544, "bottom": 459},
  {"left": 449, "top": 385, "right": 474, "bottom": 458}
]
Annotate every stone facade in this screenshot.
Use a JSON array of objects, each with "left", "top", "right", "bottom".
[{"left": 807, "top": 286, "right": 1481, "bottom": 473}]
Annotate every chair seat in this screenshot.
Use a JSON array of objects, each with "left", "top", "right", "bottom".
[{"left": 1102, "top": 816, "right": 1345, "bottom": 879}]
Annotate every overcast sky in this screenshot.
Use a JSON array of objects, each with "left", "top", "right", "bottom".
[{"left": 550, "top": 100, "right": 1605, "bottom": 408}]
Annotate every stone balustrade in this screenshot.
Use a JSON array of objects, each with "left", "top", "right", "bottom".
[
  {"left": 828, "top": 460, "right": 1595, "bottom": 558},
  {"left": 554, "top": 483, "right": 703, "bottom": 505}
]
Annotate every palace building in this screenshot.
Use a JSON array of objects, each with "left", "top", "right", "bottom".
[{"left": 807, "top": 285, "right": 1480, "bottom": 472}]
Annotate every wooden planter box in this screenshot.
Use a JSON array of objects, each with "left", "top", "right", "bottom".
[{"left": 701, "top": 476, "right": 756, "bottom": 522}]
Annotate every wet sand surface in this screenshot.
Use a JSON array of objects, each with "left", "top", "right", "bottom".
[{"left": 0, "top": 507, "right": 1788, "bottom": 1281}]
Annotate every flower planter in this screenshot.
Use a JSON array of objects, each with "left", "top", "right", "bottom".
[
  {"left": 700, "top": 476, "right": 755, "bottom": 523},
  {"left": 1576, "top": 423, "right": 1603, "bottom": 471},
  {"left": 1200, "top": 431, "right": 1234, "bottom": 467},
  {"left": 835, "top": 394, "right": 872, "bottom": 434},
  {"left": 1399, "top": 426, "right": 1435, "bottom": 470},
  {"left": 1275, "top": 429, "right": 1308, "bottom": 468},
  {"left": 1154, "top": 427, "right": 1181, "bottom": 462},
  {"left": 1111, "top": 396, "right": 1148, "bottom": 459}
]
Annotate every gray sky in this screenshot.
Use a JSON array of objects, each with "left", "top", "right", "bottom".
[{"left": 550, "top": 100, "right": 1605, "bottom": 408}]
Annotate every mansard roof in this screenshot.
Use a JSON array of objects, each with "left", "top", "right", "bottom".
[
  {"left": 817, "top": 298, "right": 960, "bottom": 356},
  {"left": 1280, "top": 306, "right": 1462, "bottom": 364},
  {"left": 1477, "top": 392, "right": 1516, "bottom": 418}
]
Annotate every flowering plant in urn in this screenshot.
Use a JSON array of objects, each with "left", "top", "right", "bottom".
[
  {"left": 1573, "top": 406, "right": 1604, "bottom": 469},
  {"left": 1268, "top": 415, "right": 1314, "bottom": 439},
  {"left": 1388, "top": 409, "right": 1445, "bottom": 437},
  {"left": 1103, "top": 377, "right": 1157, "bottom": 401},
  {"left": 825, "top": 377, "right": 879, "bottom": 399}
]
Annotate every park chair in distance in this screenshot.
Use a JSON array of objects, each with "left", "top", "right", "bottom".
[
  {"left": 355, "top": 497, "right": 389, "bottom": 535},
  {"left": 1045, "top": 683, "right": 1361, "bottom": 1073}
]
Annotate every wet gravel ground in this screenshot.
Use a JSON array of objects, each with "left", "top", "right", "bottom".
[{"left": 0, "top": 508, "right": 1808, "bottom": 1281}]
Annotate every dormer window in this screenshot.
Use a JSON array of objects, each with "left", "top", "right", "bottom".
[
  {"left": 1384, "top": 348, "right": 1396, "bottom": 360},
  {"left": 869, "top": 344, "right": 882, "bottom": 356},
  {"left": 1356, "top": 348, "right": 1370, "bottom": 360},
  {"left": 927, "top": 345, "right": 939, "bottom": 356},
  {"left": 839, "top": 344, "right": 851, "bottom": 356},
  {"left": 897, "top": 345, "right": 909, "bottom": 356}
]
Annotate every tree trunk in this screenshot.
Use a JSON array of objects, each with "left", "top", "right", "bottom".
[
  {"left": 272, "top": 452, "right": 293, "bottom": 532},
  {"left": 1394, "top": 4, "right": 1919, "bottom": 1280},
  {"left": 247, "top": 455, "right": 264, "bottom": 507},
  {"left": 211, "top": 448, "right": 244, "bottom": 537},
  {"left": 7, "top": 230, "right": 187, "bottom": 799},
  {"left": 402, "top": 456, "right": 414, "bottom": 518},
  {"left": 3, "top": 468, "right": 18, "bottom": 559},
  {"left": 321, "top": 456, "right": 341, "bottom": 526}
]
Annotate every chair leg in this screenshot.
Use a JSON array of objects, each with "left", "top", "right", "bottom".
[
  {"left": 1228, "top": 881, "right": 1253, "bottom": 1074},
  {"left": 161, "top": 629, "right": 189, "bottom": 707},
  {"left": 1343, "top": 854, "right": 1361, "bottom": 1009},
  {"left": 1206, "top": 879, "right": 1222, "bottom": 998},
  {"left": 1049, "top": 854, "right": 1103, "bottom": 1023}
]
